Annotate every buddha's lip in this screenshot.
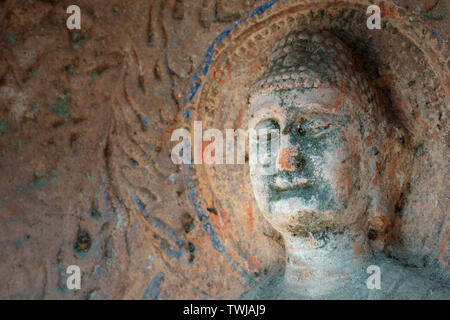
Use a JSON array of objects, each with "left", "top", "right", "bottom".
[{"left": 271, "top": 177, "right": 312, "bottom": 191}]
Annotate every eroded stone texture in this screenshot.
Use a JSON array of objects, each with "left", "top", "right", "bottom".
[{"left": 0, "top": 0, "right": 448, "bottom": 299}]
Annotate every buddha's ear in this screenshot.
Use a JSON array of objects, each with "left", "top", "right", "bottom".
[{"left": 367, "top": 123, "right": 413, "bottom": 251}]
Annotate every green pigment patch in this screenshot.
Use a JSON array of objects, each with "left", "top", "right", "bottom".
[
  {"left": 129, "top": 158, "right": 139, "bottom": 167},
  {"left": 8, "top": 33, "right": 17, "bottom": 44},
  {"left": 87, "top": 290, "right": 99, "bottom": 300},
  {"left": 91, "top": 70, "right": 100, "bottom": 79},
  {"left": 17, "top": 170, "right": 57, "bottom": 194},
  {"left": 10, "top": 235, "right": 30, "bottom": 248},
  {"left": 55, "top": 263, "right": 70, "bottom": 295},
  {"left": 65, "top": 64, "right": 74, "bottom": 74},
  {"left": 91, "top": 208, "right": 103, "bottom": 220},
  {"left": 71, "top": 32, "right": 87, "bottom": 50},
  {"left": 47, "top": 92, "right": 71, "bottom": 118}
]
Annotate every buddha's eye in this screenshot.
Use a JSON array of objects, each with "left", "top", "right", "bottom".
[
  {"left": 255, "top": 119, "right": 280, "bottom": 142},
  {"left": 297, "top": 124, "right": 306, "bottom": 136},
  {"left": 296, "top": 118, "right": 306, "bottom": 136},
  {"left": 309, "top": 122, "right": 333, "bottom": 138},
  {"left": 297, "top": 118, "right": 333, "bottom": 138}
]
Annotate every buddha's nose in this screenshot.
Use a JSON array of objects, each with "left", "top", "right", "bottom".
[{"left": 277, "top": 147, "right": 304, "bottom": 172}]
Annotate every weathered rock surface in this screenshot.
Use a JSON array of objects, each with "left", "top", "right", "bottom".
[{"left": 0, "top": 0, "right": 448, "bottom": 299}]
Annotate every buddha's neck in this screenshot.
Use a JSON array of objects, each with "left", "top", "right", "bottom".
[{"left": 282, "top": 230, "right": 369, "bottom": 297}]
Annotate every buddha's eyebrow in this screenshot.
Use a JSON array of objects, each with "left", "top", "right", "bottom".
[
  {"left": 249, "top": 103, "right": 274, "bottom": 115},
  {"left": 249, "top": 105, "right": 279, "bottom": 119},
  {"left": 249, "top": 95, "right": 281, "bottom": 113},
  {"left": 292, "top": 103, "right": 345, "bottom": 116}
]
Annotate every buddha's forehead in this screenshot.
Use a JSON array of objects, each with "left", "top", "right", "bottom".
[{"left": 249, "top": 87, "right": 344, "bottom": 118}]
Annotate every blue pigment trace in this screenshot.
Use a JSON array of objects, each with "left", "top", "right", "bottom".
[
  {"left": 183, "top": 165, "right": 256, "bottom": 287},
  {"left": 137, "top": 114, "right": 151, "bottom": 127},
  {"left": 135, "top": 196, "right": 185, "bottom": 258},
  {"left": 142, "top": 272, "right": 165, "bottom": 300},
  {"left": 178, "top": 0, "right": 290, "bottom": 281},
  {"left": 183, "top": 0, "right": 279, "bottom": 110},
  {"left": 430, "top": 28, "right": 444, "bottom": 44}
]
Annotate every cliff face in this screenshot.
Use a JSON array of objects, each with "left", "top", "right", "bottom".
[{"left": 0, "top": 0, "right": 448, "bottom": 299}]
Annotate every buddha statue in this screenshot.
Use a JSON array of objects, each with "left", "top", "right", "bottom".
[{"left": 242, "top": 29, "right": 449, "bottom": 299}]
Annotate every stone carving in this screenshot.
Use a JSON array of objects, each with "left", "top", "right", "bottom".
[
  {"left": 0, "top": 0, "right": 447, "bottom": 299},
  {"left": 243, "top": 29, "right": 449, "bottom": 299}
]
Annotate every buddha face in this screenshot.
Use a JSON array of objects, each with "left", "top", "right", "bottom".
[{"left": 249, "top": 87, "right": 362, "bottom": 234}]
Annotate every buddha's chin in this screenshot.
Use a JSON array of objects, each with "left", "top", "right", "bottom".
[
  {"left": 268, "top": 197, "right": 320, "bottom": 217},
  {"left": 265, "top": 197, "right": 339, "bottom": 234}
]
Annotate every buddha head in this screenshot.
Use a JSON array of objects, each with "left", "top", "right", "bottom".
[{"left": 248, "top": 29, "right": 407, "bottom": 240}]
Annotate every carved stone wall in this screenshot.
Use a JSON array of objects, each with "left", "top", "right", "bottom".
[{"left": 0, "top": 0, "right": 448, "bottom": 299}]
